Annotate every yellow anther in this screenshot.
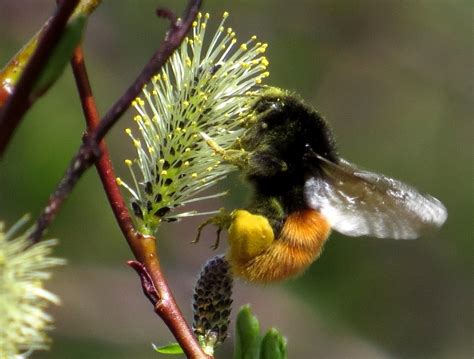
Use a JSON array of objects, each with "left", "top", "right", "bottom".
[
  {"left": 115, "top": 178, "right": 123, "bottom": 186},
  {"left": 125, "top": 128, "right": 132, "bottom": 135},
  {"left": 125, "top": 159, "right": 132, "bottom": 166},
  {"left": 159, "top": 159, "right": 165, "bottom": 164},
  {"left": 183, "top": 101, "right": 190, "bottom": 108},
  {"left": 192, "top": 21, "right": 198, "bottom": 27},
  {"left": 191, "top": 173, "right": 198, "bottom": 178},
  {"left": 251, "top": 35, "right": 257, "bottom": 41},
  {"left": 161, "top": 170, "right": 168, "bottom": 176},
  {"left": 240, "top": 43, "right": 248, "bottom": 51},
  {"left": 223, "top": 11, "right": 229, "bottom": 18},
  {"left": 184, "top": 161, "right": 190, "bottom": 167}
]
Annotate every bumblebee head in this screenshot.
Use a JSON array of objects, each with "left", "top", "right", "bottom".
[{"left": 240, "top": 87, "right": 338, "bottom": 185}]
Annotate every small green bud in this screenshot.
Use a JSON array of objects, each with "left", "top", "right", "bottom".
[
  {"left": 260, "top": 328, "right": 287, "bottom": 359},
  {"left": 234, "top": 305, "right": 261, "bottom": 359}
]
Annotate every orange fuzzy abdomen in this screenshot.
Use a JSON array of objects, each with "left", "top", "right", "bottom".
[{"left": 229, "top": 209, "right": 331, "bottom": 283}]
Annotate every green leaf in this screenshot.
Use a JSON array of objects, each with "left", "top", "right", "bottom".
[
  {"left": 260, "top": 328, "right": 287, "bottom": 359},
  {"left": 234, "top": 305, "right": 261, "bottom": 359},
  {"left": 152, "top": 342, "right": 184, "bottom": 355},
  {"left": 33, "top": 15, "right": 87, "bottom": 96},
  {"left": 0, "top": 1, "right": 100, "bottom": 107}
]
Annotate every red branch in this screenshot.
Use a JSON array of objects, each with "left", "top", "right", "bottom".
[
  {"left": 70, "top": 46, "right": 208, "bottom": 358},
  {"left": 28, "top": 0, "right": 202, "bottom": 244},
  {"left": 0, "top": 0, "right": 80, "bottom": 157},
  {"left": 18, "top": 1, "right": 207, "bottom": 357}
]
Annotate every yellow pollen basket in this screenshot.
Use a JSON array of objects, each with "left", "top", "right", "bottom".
[{"left": 228, "top": 210, "right": 274, "bottom": 263}]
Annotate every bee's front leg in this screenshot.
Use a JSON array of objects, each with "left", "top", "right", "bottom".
[
  {"left": 201, "top": 132, "right": 287, "bottom": 178},
  {"left": 200, "top": 133, "right": 250, "bottom": 169}
]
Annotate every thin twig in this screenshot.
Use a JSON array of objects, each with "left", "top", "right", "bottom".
[
  {"left": 25, "top": 1, "right": 206, "bottom": 357},
  {"left": 28, "top": 0, "right": 202, "bottom": 244},
  {"left": 69, "top": 47, "right": 136, "bottom": 250},
  {"left": 128, "top": 260, "right": 209, "bottom": 356},
  {"left": 91, "top": 0, "right": 201, "bottom": 142},
  {"left": 71, "top": 46, "right": 209, "bottom": 358},
  {"left": 0, "top": 0, "right": 81, "bottom": 157}
]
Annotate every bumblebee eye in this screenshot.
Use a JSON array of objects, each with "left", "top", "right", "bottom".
[
  {"left": 254, "top": 98, "right": 280, "bottom": 114},
  {"left": 254, "top": 100, "right": 271, "bottom": 113}
]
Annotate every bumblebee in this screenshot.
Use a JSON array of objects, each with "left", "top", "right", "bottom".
[{"left": 197, "top": 87, "right": 447, "bottom": 283}]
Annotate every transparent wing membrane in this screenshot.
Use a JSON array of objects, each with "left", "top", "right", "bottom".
[{"left": 304, "top": 157, "right": 447, "bottom": 239}]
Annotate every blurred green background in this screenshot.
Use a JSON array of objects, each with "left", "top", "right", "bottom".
[{"left": 1, "top": 1, "right": 472, "bottom": 358}]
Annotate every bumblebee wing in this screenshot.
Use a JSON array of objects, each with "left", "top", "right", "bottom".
[{"left": 304, "top": 156, "right": 447, "bottom": 239}]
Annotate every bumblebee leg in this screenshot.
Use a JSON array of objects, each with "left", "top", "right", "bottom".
[
  {"left": 192, "top": 208, "right": 232, "bottom": 248},
  {"left": 201, "top": 133, "right": 250, "bottom": 169},
  {"left": 211, "top": 227, "right": 223, "bottom": 250},
  {"left": 191, "top": 219, "right": 211, "bottom": 244}
]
